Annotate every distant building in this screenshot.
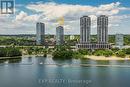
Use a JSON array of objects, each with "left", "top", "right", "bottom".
[
  {"left": 56, "top": 26, "right": 64, "bottom": 45},
  {"left": 80, "top": 16, "right": 91, "bottom": 43},
  {"left": 36, "top": 22, "right": 45, "bottom": 45},
  {"left": 115, "top": 34, "right": 124, "bottom": 49},
  {"left": 97, "top": 15, "right": 108, "bottom": 44},
  {"left": 76, "top": 15, "right": 111, "bottom": 49}
]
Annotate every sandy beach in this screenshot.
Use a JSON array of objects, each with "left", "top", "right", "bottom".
[{"left": 84, "top": 55, "right": 130, "bottom": 60}]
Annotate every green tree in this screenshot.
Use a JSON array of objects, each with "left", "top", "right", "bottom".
[
  {"left": 124, "top": 48, "right": 130, "bottom": 54},
  {"left": 103, "top": 50, "right": 113, "bottom": 57},
  {"left": 6, "top": 47, "right": 22, "bottom": 57},
  {"left": 0, "top": 48, "right": 6, "bottom": 57},
  {"left": 53, "top": 45, "right": 73, "bottom": 59},
  {"left": 0, "top": 47, "right": 22, "bottom": 57},
  {"left": 78, "top": 49, "right": 89, "bottom": 55},
  {"left": 116, "top": 50, "right": 126, "bottom": 58}
]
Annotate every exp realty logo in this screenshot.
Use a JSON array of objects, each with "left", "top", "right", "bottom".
[{"left": 0, "top": 0, "right": 14, "bottom": 14}]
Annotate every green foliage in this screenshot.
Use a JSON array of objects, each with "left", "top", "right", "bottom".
[
  {"left": 0, "top": 48, "right": 6, "bottom": 57},
  {"left": 103, "top": 50, "right": 113, "bottom": 57},
  {"left": 26, "top": 47, "right": 33, "bottom": 55},
  {"left": 72, "top": 51, "right": 84, "bottom": 59},
  {"left": 109, "top": 35, "right": 115, "bottom": 44},
  {"left": 93, "top": 49, "right": 113, "bottom": 57},
  {"left": 124, "top": 35, "right": 130, "bottom": 45},
  {"left": 111, "top": 48, "right": 120, "bottom": 52},
  {"left": 93, "top": 50, "right": 104, "bottom": 56},
  {"left": 115, "top": 50, "right": 126, "bottom": 58},
  {"left": 124, "top": 48, "right": 130, "bottom": 54},
  {"left": 53, "top": 50, "right": 73, "bottom": 59},
  {"left": 53, "top": 45, "right": 73, "bottom": 59},
  {"left": 25, "top": 46, "right": 48, "bottom": 55},
  {"left": 0, "top": 37, "right": 35, "bottom": 46},
  {"left": 6, "top": 48, "right": 22, "bottom": 57},
  {"left": 1, "top": 35, "right": 130, "bottom": 46},
  {"left": 0, "top": 47, "right": 22, "bottom": 57},
  {"left": 78, "top": 49, "right": 89, "bottom": 55}
]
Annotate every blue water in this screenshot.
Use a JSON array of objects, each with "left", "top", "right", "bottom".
[{"left": 0, "top": 56, "right": 130, "bottom": 87}]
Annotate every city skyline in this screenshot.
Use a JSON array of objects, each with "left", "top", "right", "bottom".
[
  {"left": 0, "top": 1, "right": 130, "bottom": 87},
  {"left": 0, "top": 0, "right": 130, "bottom": 35}
]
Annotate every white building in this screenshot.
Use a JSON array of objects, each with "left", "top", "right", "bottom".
[
  {"left": 36, "top": 22, "right": 45, "bottom": 45},
  {"left": 115, "top": 34, "right": 124, "bottom": 49},
  {"left": 80, "top": 16, "right": 91, "bottom": 43},
  {"left": 56, "top": 26, "right": 64, "bottom": 45},
  {"left": 97, "top": 15, "right": 108, "bottom": 44}
]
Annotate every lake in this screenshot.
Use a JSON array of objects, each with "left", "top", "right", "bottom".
[{"left": 0, "top": 55, "right": 130, "bottom": 87}]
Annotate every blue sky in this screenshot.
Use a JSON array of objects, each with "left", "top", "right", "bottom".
[
  {"left": 16, "top": 0, "right": 130, "bottom": 6},
  {"left": 16, "top": 0, "right": 130, "bottom": 11},
  {"left": 0, "top": 0, "right": 130, "bottom": 34}
]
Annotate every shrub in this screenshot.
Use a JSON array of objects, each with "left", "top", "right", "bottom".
[
  {"left": 0, "top": 47, "right": 22, "bottom": 57},
  {"left": 93, "top": 49, "right": 113, "bottom": 57},
  {"left": 115, "top": 50, "right": 126, "bottom": 58},
  {"left": 125, "top": 48, "right": 130, "bottom": 54},
  {"left": 53, "top": 45, "right": 73, "bottom": 59},
  {"left": 78, "top": 49, "right": 89, "bottom": 55},
  {"left": 52, "top": 50, "right": 73, "bottom": 59}
]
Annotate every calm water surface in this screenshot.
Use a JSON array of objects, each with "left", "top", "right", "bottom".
[{"left": 0, "top": 56, "right": 130, "bottom": 87}]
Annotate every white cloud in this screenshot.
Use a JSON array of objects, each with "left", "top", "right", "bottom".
[
  {"left": 13, "top": 2, "right": 129, "bottom": 24},
  {"left": 15, "top": 11, "right": 40, "bottom": 22},
  {"left": 98, "top": 2, "right": 120, "bottom": 11},
  {"left": 15, "top": 11, "right": 27, "bottom": 21},
  {"left": 1, "top": 2, "right": 130, "bottom": 34},
  {"left": 26, "top": 2, "right": 129, "bottom": 21}
]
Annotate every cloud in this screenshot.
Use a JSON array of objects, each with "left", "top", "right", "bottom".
[
  {"left": 14, "top": 2, "right": 130, "bottom": 24},
  {"left": 1, "top": 2, "right": 130, "bottom": 34},
  {"left": 26, "top": 2, "right": 129, "bottom": 21},
  {"left": 24, "top": 1, "right": 130, "bottom": 33},
  {"left": 98, "top": 2, "right": 120, "bottom": 10},
  {"left": 15, "top": 11, "right": 40, "bottom": 22}
]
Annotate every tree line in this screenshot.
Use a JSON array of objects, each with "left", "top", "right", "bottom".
[{"left": 0, "top": 47, "right": 22, "bottom": 57}]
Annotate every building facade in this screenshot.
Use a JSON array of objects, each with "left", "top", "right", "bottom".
[
  {"left": 36, "top": 22, "right": 45, "bottom": 45},
  {"left": 115, "top": 34, "right": 124, "bottom": 49},
  {"left": 56, "top": 26, "right": 64, "bottom": 45},
  {"left": 76, "top": 15, "right": 111, "bottom": 49},
  {"left": 97, "top": 15, "right": 108, "bottom": 44},
  {"left": 76, "top": 43, "right": 111, "bottom": 49},
  {"left": 80, "top": 16, "right": 91, "bottom": 43}
]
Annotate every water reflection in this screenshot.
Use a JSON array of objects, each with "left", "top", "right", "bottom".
[
  {"left": 8, "top": 58, "right": 22, "bottom": 63},
  {"left": 1, "top": 56, "right": 130, "bottom": 66},
  {"left": 0, "top": 56, "right": 130, "bottom": 87},
  {"left": 53, "top": 58, "right": 73, "bottom": 65},
  {"left": 96, "top": 60, "right": 110, "bottom": 65},
  {"left": 27, "top": 57, "right": 33, "bottom": 62},
  {"left": 0, "top": 59, "right": 6, "bottom": 63},
  {"left": 0, "top": 57, "right": 22, "bottom": 64}
]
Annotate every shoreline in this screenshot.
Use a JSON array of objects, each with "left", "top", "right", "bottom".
[
  {"left": 0, "top": 56, "right": 22, "bottom": 60},
  {"left": 1, "top": 54, "right": 130, "bottom": 61},
  {"left": 0, "top": 54, "right": 52, "bottom": 60},
  {"left": 84, "top": 55, "right": 130, "bottom": 61}
]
